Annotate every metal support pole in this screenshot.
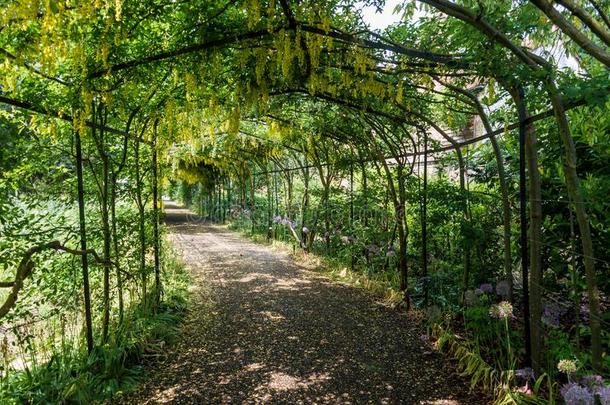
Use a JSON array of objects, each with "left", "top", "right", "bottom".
[{"left": 518, "top": 86, "right": 532, "bottom": 367}]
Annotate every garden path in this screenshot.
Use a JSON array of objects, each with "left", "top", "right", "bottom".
[{"left": 115, "top": 201, "right": 486, "bottom": 404}]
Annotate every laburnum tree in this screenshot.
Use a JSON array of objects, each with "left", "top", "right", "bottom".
[{"left": 0, "top": 0, "right": 608, "bottom": 401}]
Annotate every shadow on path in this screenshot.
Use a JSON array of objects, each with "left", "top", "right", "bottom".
[{"left": 116, "top": 201, "right": 486, "bottom": 404}]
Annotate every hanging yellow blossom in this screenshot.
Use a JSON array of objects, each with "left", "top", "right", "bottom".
[{"left": 115, "top": 0, "right": 123, "bottom": 20}]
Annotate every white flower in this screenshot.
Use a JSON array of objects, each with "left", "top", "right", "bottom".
[
  {"left": 489, "top": 301, "right": 513, "bottom": 319},
  {"left": 558, "top": 359, "right": 578, "bottom": 374}
]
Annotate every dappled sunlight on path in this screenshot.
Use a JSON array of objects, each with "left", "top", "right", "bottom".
[{"left": 115, "top": 201, "right": 486, "bottom": 404}]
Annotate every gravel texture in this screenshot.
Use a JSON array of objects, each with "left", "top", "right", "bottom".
[{"left": 114, "top": 202, "right": 488, "bottom": 404}]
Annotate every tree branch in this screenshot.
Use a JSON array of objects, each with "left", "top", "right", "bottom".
[
  {"left": 556, "top": 0, "right": 610, "bottom": 47},
  {"left": 0, "top": 48, "right": 71, "bottom": 86},
  {"left": 588, "top": 0, "right": 610, "bottom": 30},
  {"left": 0, "top": 95, "right": 152, "bottom": 145},
  {"left": 0, "top": 241, "right": 105, "bottom": 319},
  {"left": 88, "top": 28, "right": 279, "bottom": 79},
  {"left": 530, "top": 0, "right": 610, "bottom": 66},
  {"left": 279, "top": 0, "right": 297, "bottom": 27}
]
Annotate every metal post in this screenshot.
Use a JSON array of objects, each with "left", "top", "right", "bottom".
[{"left": 518, "top": 86, "right": 532, "bottom": 367}]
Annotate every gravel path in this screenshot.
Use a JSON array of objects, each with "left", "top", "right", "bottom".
[{"left": 116, "top": 202, "right": 487, "bottom": 404}]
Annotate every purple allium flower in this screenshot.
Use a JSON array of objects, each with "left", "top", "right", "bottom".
[
  {"left": 542, "top": 302, "right": 567, "bottom": 328},
  {"left": 597, "top": 386, "right": 610, "bottom": 405},
  {"left": 562, "top": 383, "right": 580, "bottom": 398},
  {"left": 580, "top": 302, "right": 591, "bottom": 322},
  {"left": 280, "top": 218, "right": 295, "bottom": 228},
  {"left": 419, "top": 334, "right": 429, "bottom": 343},
  {"left": 580, "top": 375, "right": 604, "bottom": 391},
  {"left": 496, "top": 280, "right": 510, "bottom": 298},
  {"left": 273, "top": 215, "right": 282, "bottom": 224},
  {"left": 366, "top": 244, "right": 380, "bottom": 255},
  {"left": 561, "top": 383, "right": 594, "bottom": 405},
  {"left": 474, "top": 288, "right": 484, "bottom": 295},
  {"left": 515, "top": 367, "right": 535, "bottom": 381},
  {"left": 479, "top": 283, "right": 493, "bottom": 293},
  {"left": 464, "top": 290, "right": 476, "bottom": 306}
]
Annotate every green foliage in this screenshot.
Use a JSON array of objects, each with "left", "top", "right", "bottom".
[
  {"left": 495, "top": 373, "right": 556, "bottom": 405},
  {"left": 0, "top": 0, "right": 609, "bottom": 401},
  {"left": 0, "top": 244, "right": 189, "bottom": 404}
]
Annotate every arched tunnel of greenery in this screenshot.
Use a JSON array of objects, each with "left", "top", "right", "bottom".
[{"left": 0, "top": 0, "right": 609, "bottom": 403}]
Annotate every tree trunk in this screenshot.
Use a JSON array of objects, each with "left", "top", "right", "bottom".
[
  {"left": 75, "top": 129, "right": 94, "bottom": 353},
  {"left": 422, "top": 132, "right": 429, "bottom": 305},
  {"left": 273, "top": 172, "right": 279, "bottom": 238},
  {"left": 100, "top": 153, "right": 111, "bottom": 343},
  {"left": 444, "top": 82, "right": 513, "bottom": 299},
  {"left": 509, "top": 86, "right": 542, "bottom": 372},
  {"left": 323, "top": 183, "right": 330, "bottom": 255},
  {"left": 222, "top": 179, "right": 227, "bottom": 224},
  {"left": 416, "top": 116, "right": 471, "bottom": 301},
  {"left": 110, "top": 181, "right": 124, "bottom": 323},
  {"left": 300, "top": 159, "right": 310, "bottom": 251},
  {"left": 360, "top": 159, "right": 368, "bottom": 227},
  {"left": 481, "top": 111, "right": 513, "bottom": 300},
  {"left": 397, "top": 165, "right": 410, "bottom": 308},
  {"left": 546, "top": 79, "right": 602, "bottom": 371},
  {"left": 285, "top": 172, "right": 293, "bottom": 220},
  {"left": 266, "top": 170, "right": 273, "bottom": 241},
  {"left": 90, "top": 104, "right": 111, "bottom": 343},
  {"left": 134, "top": 135, "right": 147, "bottom": 307},
  {"left": 250, "top": 172, "right": 256, "bottom": 233},
  {"left": 110, "top": 110, "right": 137, "bottom": 324},
  {"left": 152, "top": 120, "right": 161, "bottom": 309},
  {"left": 350, "top": 159, "right": 355, "bottom": 271},
  {"left": 456, "top": 147, "right": 471, "bottom": 300},
  {"left": 374, "top": 138, "right": 410, "bottom": 308}
]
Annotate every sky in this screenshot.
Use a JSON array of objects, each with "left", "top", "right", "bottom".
[{"left": 359, "top": 0, "right": 404, "bottom": 30}]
